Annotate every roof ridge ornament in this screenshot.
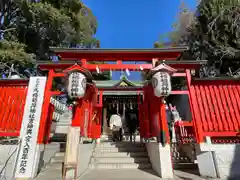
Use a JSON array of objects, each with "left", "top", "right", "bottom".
[{"left": 161, "top": 60, "right": 166, "bottom": 65}]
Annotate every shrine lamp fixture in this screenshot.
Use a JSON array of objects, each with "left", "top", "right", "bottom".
[
  {"left": 63, "top": 64, "right": 93, "bottom": 99},
  {"left": 148, "top": 60, "right": 177, "bottom": 98}
]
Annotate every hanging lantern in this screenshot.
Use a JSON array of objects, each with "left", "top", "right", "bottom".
[
  {"left": 67, "top": 71, "right": 87, "bottom": 99},
  {"left": 150, "top": 63, "right": 177, "bottom": 98},
  {"left": 152, "top": 72, "right": 171, "bottom": 97}
]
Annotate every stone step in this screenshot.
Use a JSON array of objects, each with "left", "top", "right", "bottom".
[
  {"left": 89, "top": 163, "right": 151, "bottom": 169},
  {"left": 97, "top": 147, "right": 146, "bottom": 153},
  {"left": 55, "top": 152, "right": 65, "bottom": 157},
  {"left": 93, "top": 151, "right": 148, "bottom": 158},
  {"left": 99, "top": 142, "right": 143, "bottom": 147},
  {"left": 173, "top": 163, "right": 198, "bottom": 170},
  {"left": 50, "top": 156, "right": 64, "bottom": 163},
  {"left": 36, "top": 168, "right": 61, "bottom": 176},
  {"left": 91, "top": 157, "right": 149, "bottom": 164},
  {"left": 45, "top": 162, "right": 63, "bottom": 170}
]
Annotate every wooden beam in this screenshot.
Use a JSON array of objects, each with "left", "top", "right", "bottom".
[
  {"left": 0, "top": 131, "right": 20, "bottom": 137},
  {"left": 203, "top": 132, "right": 239, "bottom": 137},
  {"left": 171, "top": 90, "right": 189, "bottom": 95}
]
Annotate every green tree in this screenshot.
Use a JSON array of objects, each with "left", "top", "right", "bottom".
[
  {"left": 181, "top": 0, "right": 240, "bottom": 76},
  {"left": 155, "top": 0, "right": 240, "bottom": 77},
  {"left": 0, "top": 0, "right": 99, "bottom": 73},
  {"left": 154, "top": 1, "right": 194, "bottom": 48},
  {"left": 0, "top": 0, "right": 35, "bottom": 72}
]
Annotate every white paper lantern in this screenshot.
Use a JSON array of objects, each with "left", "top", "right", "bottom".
[
  {"left": 67, "top": 71, "right": 87, "bottom": 98},
  {"left": 152, "top": 71, "right": 171, "bottom": 97}
]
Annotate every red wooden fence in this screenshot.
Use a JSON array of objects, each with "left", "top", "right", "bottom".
[
  {"left": 0, "top": 80, "right": 28, "bottom": 136},
  {"left": 176, "top": 76, "right": 240, "bottom": 144},
  {"left": 190, "top": 79, "right": 240, "bottom": 142}
]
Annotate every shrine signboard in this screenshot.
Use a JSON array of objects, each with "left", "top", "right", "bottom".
[{"left": 15, "top": 77, "right": 46, "bottom": 178}]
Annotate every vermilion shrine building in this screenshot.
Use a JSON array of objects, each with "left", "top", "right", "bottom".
[{"left": 0, "top": 47, "right": 239, "bottom": 179}]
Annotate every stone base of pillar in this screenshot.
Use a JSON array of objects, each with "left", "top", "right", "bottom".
[
  {"left": 197, "top": 150, "right": 217, "bottom": 178},
  {"left": 146, "top": 142, "right": 173, "bottom": 179},
  {"left": 197, "top": 143, "right": 240, "bottom": 179}
]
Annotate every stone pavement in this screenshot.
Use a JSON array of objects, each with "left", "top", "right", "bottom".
[
  {"left": 77, "top": 169, "right": 218, "bottom": 180},
  {"left": 35, "top": 168, "right": 222, "bottom": 180}
]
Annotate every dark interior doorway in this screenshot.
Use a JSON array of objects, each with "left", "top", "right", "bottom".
[{"left": 102, "top": 95, "right": 139, "bottom": 134}]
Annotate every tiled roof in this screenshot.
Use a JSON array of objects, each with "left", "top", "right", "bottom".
[{"left": 94, "top": 76, "right": 144, "bottom": 87}]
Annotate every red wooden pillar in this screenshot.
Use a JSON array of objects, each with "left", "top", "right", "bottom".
[
  {"left": 71, "top": 99, "right": 83, "bottom": 127},
  {"left": 137, "top": 92, "right": 143, "bottom": 138},
  {"left": 92, "top": 90, "right": 103, "bottom": 139},
  {"left": 37, "top": 70, "right": 54, "bottom": 144},
  {"left": 143, "top": 85, "right": 151, "bottom": 138},
  {"left": 79, "top": 100, "right": 87, "bottom": 137},
  {"left": 159, "top": 98, "right": 170, "bottom": 145},
  {"left": 88, "top": 100, "right": 93, "bottom": 137},
  {"left": 149, "top": 88, "right": 161, "bottom": 138},
  {"left": 46, "top": 104, "right": 55, "bottom": 143}
]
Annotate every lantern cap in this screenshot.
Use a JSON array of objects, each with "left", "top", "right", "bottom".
[
  {"left": 147, "top": 62, "right": 177, "bottom": 79},
  {"left": 151, "top": 62, "right": 177, "bottom": 74},
  {"left": 63, "top": 64, "right": 93, "bottom": 81}
]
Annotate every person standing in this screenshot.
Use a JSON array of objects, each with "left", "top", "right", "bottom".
[
  {"left": 127, "top": 112, "right": 138, "bottom": 143},
  {"left": 109, "top": 110, "right": 123, "bottom": 142}
]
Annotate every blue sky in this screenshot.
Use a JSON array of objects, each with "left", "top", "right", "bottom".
[{"left": 82, "top": 0, "right": 198, "bottom": 80}]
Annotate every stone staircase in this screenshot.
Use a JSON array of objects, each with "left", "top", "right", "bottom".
[
  {"left": 90, "top": 141, "right": 152, "bottom": 170},
  {"left": 34, "top": 151, "right": 65, "bottom": 180},
  {"left": 34, "top": 140, "right": 199, "bottom": 179}
]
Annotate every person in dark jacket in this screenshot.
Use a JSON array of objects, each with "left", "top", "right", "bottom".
[{"left": 127, "top": 113, "right": 138, "bottom": 142}]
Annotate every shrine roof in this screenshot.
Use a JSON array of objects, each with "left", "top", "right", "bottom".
[
  {"left": 94, "top": 75, "right": 144, "bottom": 88},
  {"left": 50, "top": 47, "right": 188, "bottom": 53},
  {"left": 50, "top": 46, "right": 188, "bottom": 61}
]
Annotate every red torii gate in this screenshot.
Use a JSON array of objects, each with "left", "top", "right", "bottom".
[
  {"left": 36, "top": 47, "right": 204, "bottom": 144},
  {"left": 1, "top": 47, "right": 239, "bottom": 145}
]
